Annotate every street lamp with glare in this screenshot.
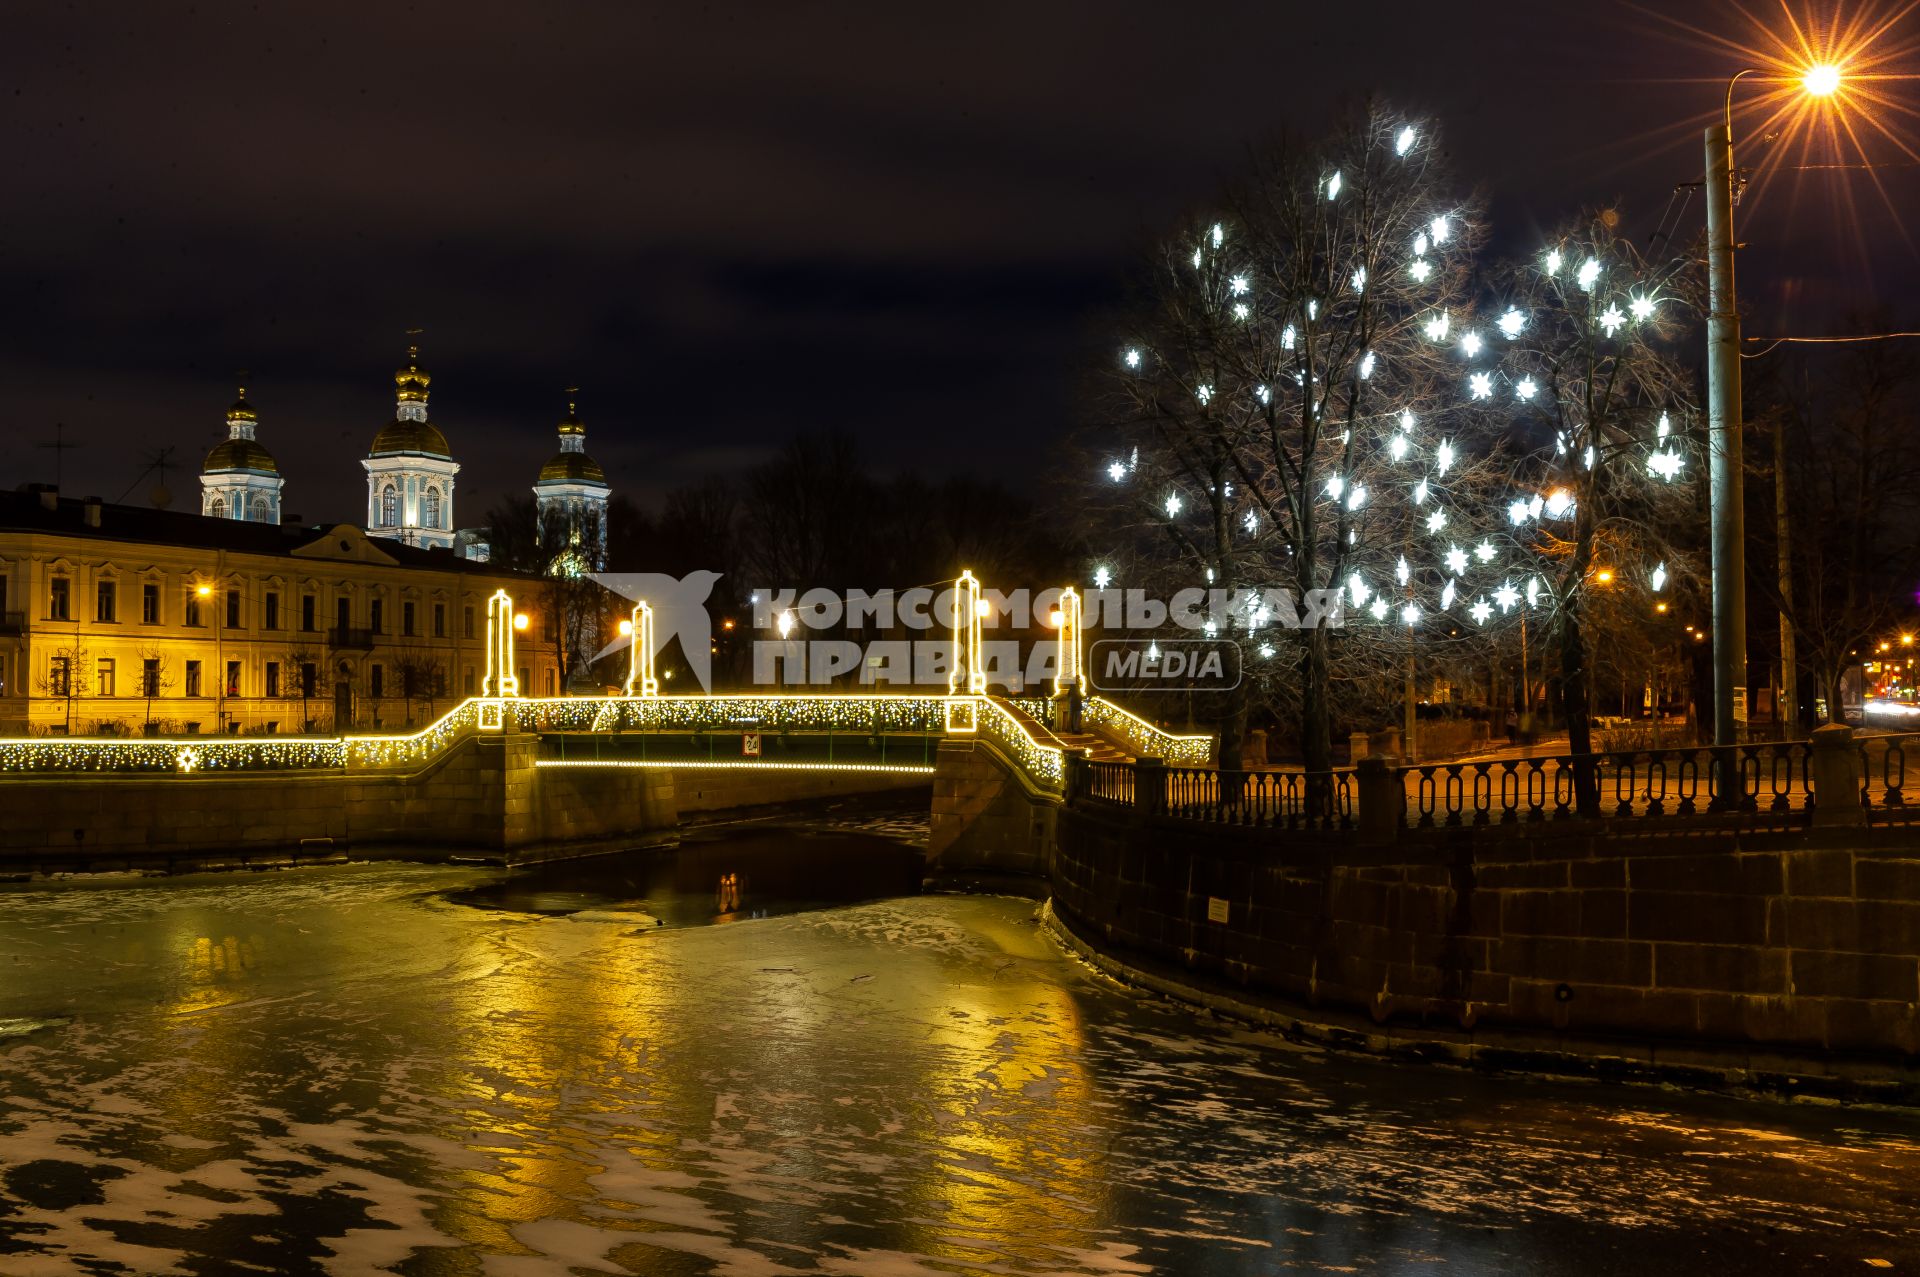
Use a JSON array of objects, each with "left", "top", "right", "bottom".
[{"left": 1705, "top": 62, "right": 1843, "bottom": 783}]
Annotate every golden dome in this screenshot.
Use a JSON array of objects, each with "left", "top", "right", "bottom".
[
  {"left": 395, "top": 346, "right": 430, "bottom": 403},
  {"left": 557, "top": 401, "right": 585, "bottom": 436},
  {"left": 204, "top": 438, "right": 278, "bottom": 474},
  {"left": 538, "top": 450, "right": 607, "bottom": 484},
  {"left": 227, "top": 388, "right": 258, "bottom": 421},
  {"left": 370, "top": 418, "right": 452, "bottom": 457}
]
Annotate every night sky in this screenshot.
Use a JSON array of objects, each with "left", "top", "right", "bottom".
[{"left": 3, "top": 1, "right": 1913, "bottom": 524}]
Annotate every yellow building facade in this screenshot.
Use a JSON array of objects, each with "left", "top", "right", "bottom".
[{"left": 0, "top": 489, "right": 562, "bottom": 737}]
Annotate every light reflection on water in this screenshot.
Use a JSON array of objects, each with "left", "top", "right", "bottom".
[{"left": 0, "top": 842, "right": 1915, "bottom": 1275}]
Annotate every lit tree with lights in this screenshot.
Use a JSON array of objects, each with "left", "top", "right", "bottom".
[
  {"left": 1468, "top": 214, "right": 1702, "bottom": 808},
  {"left": 1092, "top": 102, "right": 1506, "bottom": 777}
]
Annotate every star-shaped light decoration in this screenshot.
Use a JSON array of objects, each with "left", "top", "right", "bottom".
[
  {"left": 1508, "top": 500, "right": 1531, "bottom": 525},
  {"left": 1460, "top": 330, "right": 1483, "bottom": 358},
  {"left": 1233, "top": 303, "right": 1250, "bottom": 321},
  {"left": 1347, "top": 483, "right": 1368, "bottom": 511},
  {"left": 1282, "top": 324, "right": 1297, "bottom": 350},
  {"left": 1516, "top": 376, "right": 1538, "bottom": 401},
  {"left": 1424, "top": 311, "right": 1450, "bottom": 341},
  {"left": 1431, "top": 215, "right": 1450, "bottom": 244},
  {"left": 1445, "top": 544, "right": 1469, "bottom": 575},
  {"left": 1107, "top": 461, "right": 1126, "bottom": 482},
  {"left": 1243, "top": 510, "right": 1258, "bottom": 533},
  {"left": 1399, "top": 409, "right": 1416, "bottom": 433},
  {"left": 1497, "top": 308, "right": 1526, "bottom": 339},
  {"left": 1577, "top": 257, "right": 1600, "bottom": 291},
  {"left": 1436, "top": 440, "right": 1455, "bottom": 475},
  {"left": 1656, "top": 413, "right": 1672, "bottom": 440},
  {"left": 1370, "top": 598, "right": 1391, "bottom": 621},
  {"left": 1396, "top": 125, "right": 1417, "bottom": 155},
  {"left": 1229, "top": 274, "right": 1250, "bottom": 295},
  {"left": 1094, "top": 566, "right": 1112, "bottom": 589},
  {"left": 1165, "top": 494, "right": 1183, "bottom": 518},
  {"left": 1648, "top": 450, "right": 1684, "bottom": 481},
  {"left": 1494, "top": 581, "right": 1520, "bottom": 612},
  {"left": 1211, "top": 223, "right": 1224, "bottom": 247},
  {"left": 1599, "top": 304, "right": 1627, "bottom": 338},
  {"left": 1469, "top": 372, "right": 1493, "bottom": 400},
  {"left": 1545, "top": 249, "right": 1562, "bottom": 275},
  {"left": 1389, "top": 433, "right": 1409, "bottom": 461},
  {"left": 1402, "top": 603, "right": 1421, "bottom": 625},
  {"left": 1440, "top": 578, "right": 1456, "bottom": 610},
  {"left": 1426, "top": 508, "right": 1447, "bottom": 534},
  {"left": 1470, "top": 597, "right": 1493, "bottom": 625},
  {"left": 1196, "top": 383, "right": 1214, "bottom": 404},
  {"left": 1348, "top": 572, "right": 1371, "bottom": 608},
  {"left": 1409, "top": 259, "right": 1432, "bottom": 282},
  {"left": 176, "top": 746, "right": 202, "bottom": 773},
  {"left": 1544, "top": 489, "right": 1574, "bottom": 518},
  {"left": 1526, "top": 577, "right": 1542, "bottom": 609},
  {"left": 1650, "top": 561, "right": 1668, "bottom": 592},
  {"left": 1413, "top": 478, "right": 1430, "bottom": 505},
  {"left": 1325, "top": 475, "right": 1345, "bottom": 500},
  {"left": 1124, "top": 348, "right": 1142, "bottom": 369},
  {"left": 1474, "top": 540, "right": 1497, "bottom": 563},
  {"left": 1259, "top": 643, "right": 1275, "bottom": 659},
  {"left": 1255, "top": 384, "right": 1271, "bottom": 404},
  {"left": 1359, "top": 351, "right": 1376, "bottom": 379},
  {"left": 1326, "top": 171, "right": 1343, "bottom": 199},
  {"left": 1396, "top": 555, "right": 1412, "bottom": 585},
  {"left": 1630, "top": 295, "right": 1656, "bottom": 321},
  {"left": 1351, "top": 266, "right": 1367, "bottom": 292}
]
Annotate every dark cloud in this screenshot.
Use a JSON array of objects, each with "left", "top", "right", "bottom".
[{"left": 1, "top": 0, "right": 1912, "bottom": 521}]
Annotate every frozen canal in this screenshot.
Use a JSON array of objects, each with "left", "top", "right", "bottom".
[{"left": 1, "top": 824, "right": 1917, "bottom": 1276}]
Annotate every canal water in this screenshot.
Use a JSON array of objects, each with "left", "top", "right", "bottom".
[{"left": 1, "top": 818, "right": 1917, "bottom": 1275}]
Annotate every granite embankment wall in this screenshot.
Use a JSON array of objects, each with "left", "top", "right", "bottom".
[
  {"left": 0, "top": 736, "right": 927, "bottom": 872},
  {"left": 1052, "top": 802, "right": 1920, "bottom": 1082}
]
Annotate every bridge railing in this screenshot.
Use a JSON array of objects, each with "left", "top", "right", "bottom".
[
  {"left": 1858, "top": 732, "right": 1920, "bottom": 817},
  {"left": 1066, "top": 756, "right": 1354, "bottom": 830}
]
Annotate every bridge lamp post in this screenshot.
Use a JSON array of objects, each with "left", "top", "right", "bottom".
[{"left": 1705, "top": 63, "right": 1841, "bottom": 768}]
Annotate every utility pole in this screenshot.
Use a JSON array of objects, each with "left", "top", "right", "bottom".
[
  {"left": 1706, "top": 89, "right": 1749, "bottom": 793},
  {"left": 1774, "top": 412, "right": 1798, "bottom": 736}
]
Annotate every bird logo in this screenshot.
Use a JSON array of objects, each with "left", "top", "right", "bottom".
[{"left": 590, "top": 571, "right": 724, "bottom": 692}]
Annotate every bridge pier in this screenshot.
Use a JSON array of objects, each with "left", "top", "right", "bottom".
[{"left": 927, "top": 738, "right": 1058, "bottom": 887}]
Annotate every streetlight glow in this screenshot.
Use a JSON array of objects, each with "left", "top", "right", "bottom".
[{"left": 1802, "top": 63, "right": 1842, "bottom": 96}]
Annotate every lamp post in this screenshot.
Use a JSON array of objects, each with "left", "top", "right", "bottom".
[{"left": 1705, "top": 65, "right": 1841, "bottom": 782}]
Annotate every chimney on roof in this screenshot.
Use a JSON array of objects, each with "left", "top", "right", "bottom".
[
  {"left": 37, "top": 486, "right": 58, "bottom": 512},
  {"left": 83, "top": 496, "right": 102, "bottom": 528}
]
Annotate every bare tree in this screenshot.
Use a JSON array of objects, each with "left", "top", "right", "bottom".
[
  {"left": 36, "top": 634, "right": 92, "bottom": 735},
  {"left": 1484, "top": 212, "right": 1704, "bottom": 807},
  {"left": 392, "top": 651, "right": 449, "bottom": 727},
  {"left": 1755, "top": 335, "right": 1920, "bottom": 722},
  {"left": 283, "top": 645, "right": 328, "bottom": 732},
  {"left": 1090, "top": 102, "right": 1505, "bottom": 776},
  {"left": 134, "top": 644, "right": 175, "bottom": 735}
]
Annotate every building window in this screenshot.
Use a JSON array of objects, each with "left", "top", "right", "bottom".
[
  {"left": 265, "top": 591, "right": 280, "bottom": 630},
  {"left": 381, "top": 485, "right": 397, "bottom": 526},
  {"left": 300, "top": 663, "right": 317, "bottom": 697},
  {"left": 185, "top": 660, "right": 202, "bottom": 697},
  {"left": 96, "top": 580, "right": 116, "bottom": 623},
  {"left": 433, "top": 602, "right": 446, "bottom": 639},
  {"left": 546, "top": 668, "right": 556, "bottom": 696},
  {"left": 463, "top": 666, "right": 475, "bottom": 696},
  {"left": 402, "top": 601, "right": 416, "bottom": 637},
  {"left": 336, "top": 597, "right": 351, "bottom": 632},
  {"left": 518, "top": 666, "right": 529, "bottom": 694},
  {"left": 142, "top": 658, "right": 161, "bottom": 698},
  {"left": 252, "top": 496, "right": 269, "bottom": 522},
  {"left": 225, "top": 590, "right": 241, "bottom": 629},
  {"left": 424, "top": 486, "right": 442, "bottom": 530},
  {"left": 370, "top": 664, "right": 385, "bottom": 699},
  {"left": 96, "top": 658, "right": 114, "bottom": 698},
  {"left": 49, "top": 656, "right": 70, "bottom": 697},
  {"left": 463, "top": 605, "right": 475, "bottom": 639},
  {"left": 211, "top": 497, "right": 226, "bottom": 519},
  {"left": 265, "top": 662, "right": 280, "bottom": 698},
  {"left": 302, "top": 594, "right": 316, "bottom": 632},
  {"left": 185, "top": 594, "right": 203, "bottom": 627},
  {"left": 49, "top": 577, "right": 70, "bottom": 621},
  {"left": 142, "top": 582, "right": 160, "bottom": 624},
  {"left": 225, "top": 660, "right": 241, "bottom": 697},
  {"left": 370, "top": 599, "right": 384, "bottom": 634}
]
